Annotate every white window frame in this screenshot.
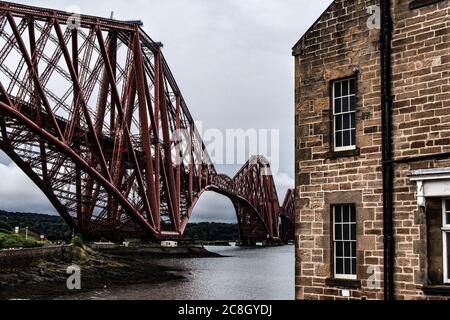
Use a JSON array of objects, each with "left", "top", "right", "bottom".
[
  {"left": 442, "top": 199, "right": 450, "bottom": 284},
  {"left": 332, "top": 78, "right": 357, "bottom": 152},
  {"left": 333, "top": 204, "right": 357, "bottom": 280}
]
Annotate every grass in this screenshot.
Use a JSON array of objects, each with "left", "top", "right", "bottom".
[{"left": 0, "top": 229, "right": 44, "bottom": 249}]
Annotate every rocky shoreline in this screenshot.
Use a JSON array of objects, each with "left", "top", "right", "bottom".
[{"left": 0, "top": 245, "right": 221, "bottom": 300}]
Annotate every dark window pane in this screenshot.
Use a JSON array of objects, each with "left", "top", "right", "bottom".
[
  {"left": 343, "top": 206, "right": 350, "bottom": 222},
  {"left": 351, "top": 129, "right": 356, "bottom": 146},
  {"left": 344, "top": 258, "right": 351, "bottom": 275},
  {"left": 351, "top": 223, "right": 356, "bottom": 241},
  {"left": 447, "top": 234, "right": 450, "bottom": 280},
  {"left": 335, "top": 115, "right": 342, "bottom": 131},
  {"left": 343, "top": 113, "right": 350, "bottom": 130},
  {"left": 343, "top": 130, "right": 351, "bottom": 147},
  {"left": 351, "top": 112, "right": 356, "bottom": 129},
  {"left": 350, "top": 96, "right": 356, "bottom": 111},
  {"left": 344, "top": 242, "right": 351, "bottom": 256},
  {"left": 343, "top": 224, "right": 350, "bottom": 241},
  {"left": 335, "top": 98, "right": 342, "bottom": 114},
  {"left": 342, "top": 81, "right": 349, "bottom": 96},
  {"left": 342, "top": 97, "right": 349, "bottom": 112},
  {"left": 335, "top": 206, "right": 342, "bottom": 222},
  {"left": 336, "top": 258, "right": 344, "bottom": 274},
  {"left": 351, "top": 206, "right": 356, "bottom": 223},
  {"left": 335, "top": 223, "right": 342, "bottom": 241},
  {"left": 336, "top": 242, "right": 343, "bottom": 257},
  {"left": 336, "top": 131, "right": 343, "bottom": 148},
  {"left": 351, "top": 242, "right": 357, "bottom": 258},
  {"left": 350, "top": 79, "right": 355, "bottom": 94},
  {"left": 352, "top": 258, "right": 357, "bottom": 275},
  {"left": 446, "top": 200, "right": 450, "bottom": 225},
  {"left": 335, "top": 82, "right": 341, "bottom": 97}
]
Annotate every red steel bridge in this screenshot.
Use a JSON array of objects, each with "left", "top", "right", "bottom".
[{"left": 0, "top": 2, "right": 294, "bottom": 243}]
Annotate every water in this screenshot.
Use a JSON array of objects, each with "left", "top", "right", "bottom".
[{"left": 66, "top": 245, "right": 294, "bottom": 300}]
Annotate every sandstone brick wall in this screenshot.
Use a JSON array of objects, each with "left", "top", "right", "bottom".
[
  {"left": 294, "top": 0, "right": 450, "bottom": 300},
  {"left": 390, "top": 0, "right": 450, "bottom": 299}
]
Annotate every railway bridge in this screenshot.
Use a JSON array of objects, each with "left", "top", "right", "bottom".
[{"left": 0, "top": 1, "right": 294, "bottom": 243}]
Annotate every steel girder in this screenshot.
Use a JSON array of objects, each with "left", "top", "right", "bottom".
[{"left": 0, "top": 1, "right": 294, "bottom": 242}]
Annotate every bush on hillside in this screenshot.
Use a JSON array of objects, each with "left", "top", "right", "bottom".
[
  {"left": 71, "top": 235, "right": 84, "bottom": 248},
  {"left": 0, "top": 228, "right": 12, "bottom": 234},
  {"left": 0, "top": 219, "right": 12, "bottom": 232},
  {"left": 0, "top": 232, "right": 43, "bottom": 249}
]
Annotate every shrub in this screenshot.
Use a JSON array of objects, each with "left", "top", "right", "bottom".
[
  {"left": 71, "top": 235, "right": 84, "bottom": 248},
  {"left": 0, "top": 228, "right": 11, "bottom": 234},
  {"left": 0, "top": 220, "right": 12, "bottom": 232},
  {"left": 0, "top": 232, "right": 43, "bottom": 249}
]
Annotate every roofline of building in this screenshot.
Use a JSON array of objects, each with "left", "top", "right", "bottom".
[{"left": 292, "top": 0, "right": 337, "bottom": 56}]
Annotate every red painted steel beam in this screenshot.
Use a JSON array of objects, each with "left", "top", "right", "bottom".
[
  {"left": 0, "top": 100, "right": 158, "bottom": 237},
  {"left": 96, "top": 27, "right": 156, "bottom": 230},
  {"left": 6, "top": 12, "right": 64, "bottom": 141},
  {"left": 133, "top": 28, "right": 157, "bottom": 228},
  {"left": 54, "top": 19, "right": 112, "bottom": 182},
  {"left": 0, "top": 1, "right": 139, "bottom": 31}
]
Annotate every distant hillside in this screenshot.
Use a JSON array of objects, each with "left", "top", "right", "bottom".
[
  {"left": 0, "top": 210, "right": 238, "bottom": 242},
  {"left": 0, "top": 210, "right": 71, "bottom": 241},
  {"left": 184, "top": 222, "right": 239, "bottom": 241}
]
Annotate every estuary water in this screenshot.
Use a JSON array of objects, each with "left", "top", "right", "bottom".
[{"left": 68, "top": 245, "right": 294, "bottom": 300}]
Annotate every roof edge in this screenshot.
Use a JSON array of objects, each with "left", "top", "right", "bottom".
[{"left": 292, "top": 0, "right": 337, "bottom": 56}]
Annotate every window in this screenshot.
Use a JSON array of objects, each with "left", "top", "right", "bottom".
[
  {"left": 443, "top": 199, "right": 450, "bottom": 284},
  {"left": 332, "top": 78, "right": 356, "bottom": 152},
  {"left": 333, "top": 204, "right": 357, "bottom": 280}
]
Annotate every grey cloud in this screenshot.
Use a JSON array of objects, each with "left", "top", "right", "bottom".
[
  {"left": 0, "top": 160, "right": 56, "bottom": 214},
  {"left": 0, "top": 151, "right": 12, "bottom": 165}
]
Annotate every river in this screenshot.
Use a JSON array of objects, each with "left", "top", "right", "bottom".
[{"left": 66, "top": 245, "right": 294, "bottom": 300}]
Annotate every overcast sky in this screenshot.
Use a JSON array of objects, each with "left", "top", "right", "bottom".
[{"left": 0, "top": 0, "right": 333, "bottom": 222}]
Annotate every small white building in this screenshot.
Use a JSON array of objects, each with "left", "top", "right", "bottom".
[{"left": 161, "top": 241, "right": 178, "bottom": 248}]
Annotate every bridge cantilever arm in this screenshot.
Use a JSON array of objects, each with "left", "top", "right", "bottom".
[
  {"left": 0, "top": 100, "right": 159, "bottom": 238},
  {"left": 53, "top": 19, "right": 113, "bottom": 183},
  {"left": 5, "top": 12, "right": 65, "bottom": 142}
]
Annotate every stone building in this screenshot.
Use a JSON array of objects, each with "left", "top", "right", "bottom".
[{"left": 294, "top": 0, "right": 450, "bottom": 299}]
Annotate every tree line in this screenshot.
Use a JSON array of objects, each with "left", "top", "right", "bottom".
[{"left": 0, "top": 210, "right": 239, "bottom": 242}]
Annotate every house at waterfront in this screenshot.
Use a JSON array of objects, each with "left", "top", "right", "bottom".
[{"left": 294, "top": 0, "right": 450, "bottom": 299}]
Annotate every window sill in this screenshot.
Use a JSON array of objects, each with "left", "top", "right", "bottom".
[
  {"left": 325, "top": 278, "right": 361, "bottom": 289},
  {"left": 325, "top": 148, "right": 360, "bottom": 160},
  {"left": 410, "top": 0, "right": 445, "bottom": 10},
  {"left": 422, "top": 285, "right": 450, "bottom": 296}
]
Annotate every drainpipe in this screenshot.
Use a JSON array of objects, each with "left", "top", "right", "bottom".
[{"left": 380, "top": 0, "right": 395, "bottom": 301}]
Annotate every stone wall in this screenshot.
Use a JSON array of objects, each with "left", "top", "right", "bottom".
[
  {"left": 294, "top": 0, "right": 450, "bottom": 300},
  {"left": 0, "top": 245, "right": 72, "bottom": 269}
]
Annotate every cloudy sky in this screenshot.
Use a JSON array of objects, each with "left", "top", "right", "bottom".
[{"left": 0, "top": 0, "right": 332, "bottom": 222}]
